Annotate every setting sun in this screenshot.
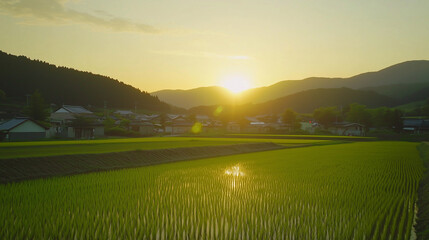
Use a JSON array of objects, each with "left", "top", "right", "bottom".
[{"left": 220, "top": 75, "right": 252, "bottom": 94}]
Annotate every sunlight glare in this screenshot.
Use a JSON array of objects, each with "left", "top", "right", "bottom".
[{"left": 220, "top": 75, "right": 252, "bottom": 94}]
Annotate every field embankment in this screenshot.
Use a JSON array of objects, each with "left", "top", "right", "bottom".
[
  {"left": 0, "top": 137, "right": 325, "bottom": 159},
  {"left": 416, "top": 142, "right": 429, "bottom": 239},
  {"left": 0, "top": 142, "right": 286, "bottom": 184}
]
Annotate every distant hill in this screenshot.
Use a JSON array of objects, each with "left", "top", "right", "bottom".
[
  {"left": 154, "top": 60, "right": 429, "bottom": 108},
  {"left": 361, "top": 82, "right": 429, "bottom": 99},
  {"left": 251, "top": 87, "right": 398, "bottom": 114},
  {"left": 152, "top": 86, "right": 235, "bottom": 109},
  {"left": 189, "top": 88, "right": 397, "bottom": 115},
  {"left": 0, "top": 51, "right": 171, "bottom": 112}
]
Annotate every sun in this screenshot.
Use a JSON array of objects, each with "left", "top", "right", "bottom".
[{"left": 220, "top": 75, "right": 252, "bottom": 94}]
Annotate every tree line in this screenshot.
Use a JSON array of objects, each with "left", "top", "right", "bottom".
[{"left": 281, "top": 102, "right": 429, "bottom": 132}]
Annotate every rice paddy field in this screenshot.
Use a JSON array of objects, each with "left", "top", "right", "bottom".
[
  {"left": 0, "top": 137, "right": 327, "bottom": 159},
  {"left": 0, "top": 141, "right": 424, "bottom": 239}
]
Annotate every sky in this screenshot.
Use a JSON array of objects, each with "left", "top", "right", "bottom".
[{"left": 1, "top": 0, "right": 429, "bottom": 92}]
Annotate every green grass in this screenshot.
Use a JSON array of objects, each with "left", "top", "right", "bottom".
[
  {"left": 0, "top": 137, "right": 327, "bottom": 159},
  {"left": 0, "top": 141, "right": 422, "bottom": 239}
]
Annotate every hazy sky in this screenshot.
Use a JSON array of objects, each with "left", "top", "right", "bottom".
[{"left": 1, "top": 0, "right": 429, "bottom": 92}]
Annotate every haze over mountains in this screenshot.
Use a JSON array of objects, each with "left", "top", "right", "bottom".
[{"left": 152, "top": 60, "right": 429, "bottom": 109}]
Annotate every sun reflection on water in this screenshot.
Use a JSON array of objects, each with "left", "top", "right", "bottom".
[
  {"left": 225, "top": 166, "right": 244, "bottom": 177},
  {"left": 225, "top": 165, "right": 244, "bottom": 189}
]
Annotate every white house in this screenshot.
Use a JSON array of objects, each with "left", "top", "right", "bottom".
[
  {"left": 49, "top": 105, "right": 104, "bottom": 139},
  {"left": 0, "top": 118, "right": 47, "bottom": 141}
]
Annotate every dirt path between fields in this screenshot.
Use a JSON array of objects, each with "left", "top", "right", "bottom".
[{"left": 0, "top": 142, "right": 294, "bottom": 184}]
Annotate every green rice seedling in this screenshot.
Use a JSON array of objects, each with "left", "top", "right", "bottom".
[{"left": 0, "top": 141, "right": 423, "bottom": 239}]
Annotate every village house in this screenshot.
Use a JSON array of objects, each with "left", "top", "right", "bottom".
[
  {"left": 49, "top": 105, "right": 104, "bottom": 139},
  {"left": 114, "top": 110, "right": 135, "bottom": 118},
  {"left": 403, "top": 118, "right": 429, "bottom": 134},
  {"left": 130, "top": 121, "right": 155, "bottom": 135},
  {"left": 226, "top": 122, "right": 241, "bottom": 133},
  {"left": 165, "top": 115, "right": 193, "bottom": 134},
  {"left": 243, "top": 117, "right": 270, "bottom": 133},
  {"left": 328, "top": 122, "right": 366, "bottom": 136},
  {"left": 0, "top": 117, "right": 47, "bottom": 141}
]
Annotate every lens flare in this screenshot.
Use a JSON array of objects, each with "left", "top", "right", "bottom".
[{"left": 191, "top": 122, "right": 202, "bottom": 134}]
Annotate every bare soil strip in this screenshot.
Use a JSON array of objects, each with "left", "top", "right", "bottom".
[{"left": 0, "top": 142, "right": 289, "bottom": 184}]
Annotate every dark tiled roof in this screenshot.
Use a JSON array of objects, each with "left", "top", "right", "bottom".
[
  {"left": 0, "top": 118, "right": 27, "bottom": 131},
  {"left": 62, "top": 105, "right": 93, "bottom": 114},
  {"left": 0, "top": 118, "right": 46, "bottom": 131}
]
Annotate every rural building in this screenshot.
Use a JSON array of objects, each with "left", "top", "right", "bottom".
[
  {"left": 226, "top": 122, "right": 241, "bottom": 133},
  {"left": 0, "top": 117, "right": 47, "bottom": 141},
  {"left": 49, "top": 105, "right": 104, "bottom": 139},
  {"left": 50, "top": 105, "right": 94, "bottom": 121},
  {"left": 329, "top": 122, "right": 365, "bottom": 136},
  {"left": 196, "top": 115, "right": 210, "bottom": 123},
  {"left": 165, "top": 116, "right": 193, "bottom": 134},
  {"left": 114, "top": 110, "right": 135, "bottom": 118},
  {"left": 403, "top": 118, "right": 429, "bottom": 134},
  {"left": 243, "top": 117, "right": 271, "bottom": 133},
  {"left": 130, "top": 121, "right": 155, "bottom": 135}
]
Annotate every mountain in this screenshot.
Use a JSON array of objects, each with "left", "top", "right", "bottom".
[
  {"left": 251, "top": 87, "right": 398, "bottom": 114},
  {"left": 0, "top": 51, "right": 171, "bottom": 112},
  {"left": 189, "top": 88, "right": 398, "bottom": 116},
  {"left": 153, "top": 60, "right": 429, "bottom": 108},
  {"left": 361, "top": 82, "right": 429, "bottom": 103},
  {"left": 152, "top": 86, "right": 235, "bottom": 109}
]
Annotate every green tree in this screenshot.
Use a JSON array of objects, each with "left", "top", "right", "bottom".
[
  {"left": 103, "top": 117, "right": 115, "bottom": 130},
  {"left": 187, "top": 113, "right": 196, "bottom": 123},
  {"left": 282, "top": 109, "right": 297, "bottom": 125},
  {"left": 370, "top": 107, "right": 389, "bottom": 129},
  {"left": 391, "top": 109, "right": 404, "bottom": 133},
  {"left": 119, "top": 118, "right": 130, "bottom": 130},
  {"left": 0, "top": 89, "right": 5, "bottom": 100},
  {"left": 24, "top": 90, "right": 49, "bottom": 121},
  {"left": 313, "top": 106, "right": 340, "bottom": 128},
  {"left": 70, "top": 115, "right": 96, "bottom": 127},
  {"left": 346, "top": 103, "right": 372, "bottom": 128},
  {"left": 282, "top": 108, "right": 301, "bottom": 130},
  {"left": 159, "top": 113, "right": 167, "bottom": 132},
  {"left": 421, "top": 98, "right": 429, "bottom": 116}
]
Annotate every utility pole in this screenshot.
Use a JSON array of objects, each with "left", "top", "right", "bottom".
[
  {"left": 26, "top": 94, "right": 31, "bottom": 106},
  {"left": 104, "top": 101, "right": 108, "bottom": 118}
]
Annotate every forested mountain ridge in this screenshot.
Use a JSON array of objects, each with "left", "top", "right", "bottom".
[
  {"left": 0, "top": 51, "right": 171, "bottom": 111},
  {"left": 154, "top": 60, "right": 429, "bottom": 109},
  {"left": 189, "top": 88, "right": 398, "bottom": 115}
]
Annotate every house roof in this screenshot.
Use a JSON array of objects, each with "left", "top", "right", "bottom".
[
  {"left": 60, "top": 105, "right": 93, "bottom": 114},
  {"left": 130, "top": 121, "right": 154, "bottom": 126},
  {"left": 246, "top": 117, "right": 263, "bottom": 123},
  {"left": 114, "top": 110, "right": 134, "bottom": 115},
  {"left": 403, "top": 119, "right": 429, "bottom": 128},
  {"left": 333, "top": 122, "right": 365, "bottom": 128},
  {"left": 0, "top": 118, "right": 47, "bottom": 131},
  {"left": 196, "top": 115, "right": 210, "bottom": 120}
]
